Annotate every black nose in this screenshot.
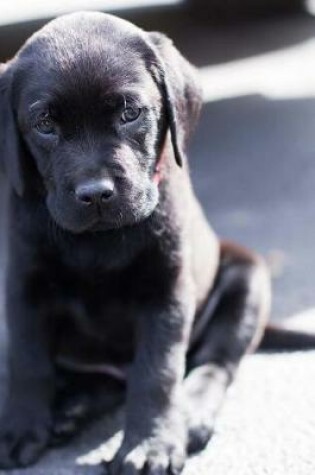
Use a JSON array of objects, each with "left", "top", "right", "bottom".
[{"left": 75, "top": 179, "right": 115, "bottom": 206}]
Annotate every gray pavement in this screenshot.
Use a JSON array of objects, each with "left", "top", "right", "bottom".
[{"left": 1, "top": 10, "right": 315, "bottom": 474}]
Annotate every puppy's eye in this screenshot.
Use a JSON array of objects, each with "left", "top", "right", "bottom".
[
  {"left": 121, "top": 106, "right": 141, "bottom": 123},
  {"left": 35, "top": 113, "right": 56, "bottom": 135}
]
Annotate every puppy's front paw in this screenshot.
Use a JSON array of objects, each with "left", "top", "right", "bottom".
[
  {"left": 0, "top": 407, "right": 51, "bottom": 469},
  {"left": 105, "top": 435, "right": 186, "bottom": 475}
]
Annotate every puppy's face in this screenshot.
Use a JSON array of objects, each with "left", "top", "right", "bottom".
[
  {"left": 11, "top": 14, "right": 167, "bottom": 233},
  {"left": 1, "top": 12, "right": 202, "bottom": 233}
]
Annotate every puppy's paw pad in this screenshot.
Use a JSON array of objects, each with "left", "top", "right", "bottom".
[{"left": 0, "top": 416, "right": 50, "bottom": 468}]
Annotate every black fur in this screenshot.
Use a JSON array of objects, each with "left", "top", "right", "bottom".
[{"left": 0, "top": 12, "right": 270, "bottom": 473}]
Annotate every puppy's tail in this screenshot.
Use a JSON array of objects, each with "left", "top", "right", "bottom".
[{"left": 259, "top": 324, "right": 315, "bottom": 351}]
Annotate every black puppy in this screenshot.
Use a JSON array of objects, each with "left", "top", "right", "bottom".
[{"left": 0, "top": 12, "right": 271, "bottom": 473}]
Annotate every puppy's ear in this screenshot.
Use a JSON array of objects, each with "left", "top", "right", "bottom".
[
  {"left": 0, "top": 63, "right": 24, "bottom": 196},
  {"left": 146, "top": 32, "right": 203, "bottom": 167}
]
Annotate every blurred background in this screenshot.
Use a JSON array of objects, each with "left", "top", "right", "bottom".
[{"left": 1, "top": 0, "right": 315, "bottom": 330}]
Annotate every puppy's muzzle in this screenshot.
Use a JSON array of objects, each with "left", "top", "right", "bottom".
[{"left": 75, "top": 178, "right": 115, "bottom": 208}]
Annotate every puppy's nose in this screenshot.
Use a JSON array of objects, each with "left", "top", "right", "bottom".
[{"left": 75, "top": 179, "right": 115, "bottom": 206}]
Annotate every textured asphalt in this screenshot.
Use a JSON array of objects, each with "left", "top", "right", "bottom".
[{"left": 1, "top": 8, "right": 315, "bottom": 474}]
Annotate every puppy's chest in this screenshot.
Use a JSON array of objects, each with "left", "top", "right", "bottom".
[
  {"left": 50, "top": 228, "right": 170, "bottom": 371},
  {"left": 54, "top": 250, "right": 165, "bottom": 372},
  {"left": 55, "top": 224, "right": 149, "bottom": 272},
  {"left": 56, "top": 269, "right": 139, "bottom": 366}
]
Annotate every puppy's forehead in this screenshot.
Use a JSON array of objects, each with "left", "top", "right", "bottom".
[
  {"left": 43, "top": 11, "right": 144, "bottom": 39},
  {"left": 27, "top": 11, "right": 146, "bottom": 54},
  {"left": 16, "top": 12, "right": 156, "bottom": 100}
]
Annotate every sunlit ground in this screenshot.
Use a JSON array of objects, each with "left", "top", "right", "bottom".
[
  {"left": 306, "top": 0, "right": 315, "bottom": 14},
  {"left": 196, "top": 0, "right": 315, "bottom": 102},
  {"left": 285, "top": 307, "right": 315, "bottom": 332},
  {"left": 200, "top": 39, "right": 315, "bottom": 101}
]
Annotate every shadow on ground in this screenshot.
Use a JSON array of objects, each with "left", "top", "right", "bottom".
[{"left": 190, "top": 94, "right": 315, "bottom": 320}]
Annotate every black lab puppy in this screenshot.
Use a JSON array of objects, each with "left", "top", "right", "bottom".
[{"left": 0, "top": 12, "right": 271, "bottom": 473}]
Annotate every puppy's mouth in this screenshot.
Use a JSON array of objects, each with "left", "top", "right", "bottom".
[
  {"left": 54, "top": 216, "right": 130, "bottom": 234},
  {"left": 47, "top": 184, "right": 159, "bottom": 234},
  {"left": 87, "top": 217, "right": 128, "bottom": 232},
  {"left": 49, "top": 207, "right": 152, "bottom": 234},
  {"left": 83, "top": 206, "right": 125, "bottom": 232},
  {"left": 85, "top": 207, "right": 155, "bottom": 232}
]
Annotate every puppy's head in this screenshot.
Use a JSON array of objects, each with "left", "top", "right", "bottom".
[{"left": 0, "top": 12, "right": 202, "bottom": 233}]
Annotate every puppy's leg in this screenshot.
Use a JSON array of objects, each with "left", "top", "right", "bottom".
[
  {"left": 185, "top": 241, "right": 270, "bottom": 453},
  {"left": 51, "top": 371, "right": 125, "bottom": 445},
  {"left": 0, "top": 262, "right": 55, "bottom": 469},
  {"left": 105, "top": 277, "right": 195, "bottom": 475}
]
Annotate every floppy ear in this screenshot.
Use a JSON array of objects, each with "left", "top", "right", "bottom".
[
  {"left": 0, "top": 63, "right": 24, "bottom": 196},
  {"left": 146, "top": 32, "right": 203, "bottom": 167}
]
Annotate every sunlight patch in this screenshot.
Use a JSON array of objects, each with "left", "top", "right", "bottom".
[{"left": 200, "top": 39, "right": 315, "bottom": 102}]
